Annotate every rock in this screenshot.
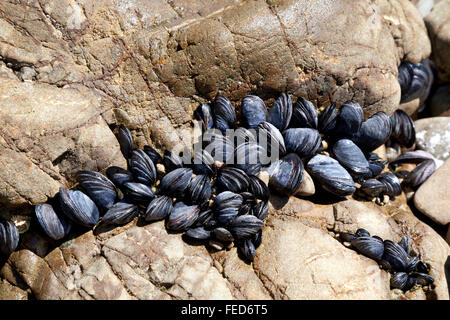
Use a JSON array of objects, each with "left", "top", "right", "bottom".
[
  {"left": 430, "top": 84, "right": 450, "bottom": 117},
  {"left": 425, "top": 0, "right": 450, "bottom": 82},
  {"left": 415, "top": 117, "right": 450, "bottom": 161},
  {"left": 399, "top": 98, "right": 421, "bottom": 118},
  {"left": 295, "top": 171, "right": 315, "bottom": 196},
  {"left": 414, "top": 158, "right": 450, "bottom": 226},
  {"left": 410, "top": 0, "right": 441, "bottom": 17}
]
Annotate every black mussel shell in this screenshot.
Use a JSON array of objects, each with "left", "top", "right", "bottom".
[
  {"left": 377, "top": 172, "right": 401, "bottom": 198},
  {"left": 35, "top": 203, "right": 72, "bottom": 240},
  {"left": 398, "top": 61, "right": 432, "bottom": 104},
  {"left": 185, "top": 226, "right": 211, "bottom": 240},
  {"left": 290, "top": 97, "right": 318, "bottom": 129},
  {"left": 252, "top": 229, "right": 263, "bottom": 249},
  {"left": 130, "top": 149, "right": 157, "bottom": 186},
  {"left": 203, "top": 132, "right": 234, "bottom": 163},
  {"left": 59, "top": 187, "right": 100, "bottom": 227},
  {"left": 359, "top": 179, "right": 386, "bottom": 198},
  {"left": 390, "top": 272, "right": 409, "bottom": 290},
  {"left": 106, "top": 166, "right": 133, "bottom": 187},
  {"left": 406, "top": 256, "right": 421, "bottom": 273},
  {"left": 213, "top": 94, "right": 236, "bottom": 134},
  {"left": 389, "top": 150, "right": 435, "bottom": 166},
  {"left": 213, "top": 227, "right": 234, "bottom": 242},
  {"left": 166, "top": 202, "right": 200, "bottom": 232},
  {"left": 216, "top": 167, "right": 249, "bottom": 193},
  {"left": 353, "top": 112, "right": 392, "bottom": 152},
  {"left": 257, "top": 121, "right": 286, "bottom": 158},
  {"left": 306, "top": 154, "right": 356, "bottom": 197},
  {"left": 76, "top": 170, "right": 117, "bottom": 210},
  {"left": 194, "top": 103, "right": 214, "bottom": 131},
  {"left": 248, "top": 176, "right": 270, "bottom": 201},
  {"left": 213, "top": 191, "right": 243, "bottom": 225},
  {"left": 230, "top": 127, "right": 257, "bottom": 146},
  {"left": 233, "top": 142, "right": 263, "bottom": 176},
  {"left": 0, "top": 220, "right": 19, "bottom": 256},
  {"left": 100, "top": 200, "right": 138, "bottom": 227},
  {"left": 194, "top": 209, "right": 214, "bottom": 228},
  {"left": 251, "top": 201, "right": 269, "bottom": 222},
  {"left": 143, "top": 146, "right": 162, "bottom": 165},
  {"left": 332, "top": 101, "right": 364, "bottom": 139},
  {"left": 238, "top": 239, "right": 256, "bottom": 262},
  {"left": 402, "top": 160, "right": 436, "bottom": 188},
  {"left": 408, "top": 272, "right": 434, "bottom": 286},
  {"left": 364, "top": 160, "right": 387, "bottom": 180},
  {"left": 268, "top": 153, "right": 304, "bottom": 195},
  {"left": 350, "top": 236, "right": 384, "bottom": 261},
  {"left": 332, "top": 139, "right": 370, "bottom": 176},
  {"left": 241, "top": 95, "right": 268, "bottom": 129},
  {"left": 159, "top": 168, "right": 192, "bottom": 198},
  {"left": 117, "top": 125, "right": 134, "bottom": 160},
  {"left": 389, "top": 110, "right": 415, "bottom": 148},
  {"left": 268, "top": 93, "right": 292, "bottom": 131},
  {"left": 283, "top": 128, "right": 321, "bottom": 158},
  {"left": 163, "top": 150, "right": 184, "bottom": 173},
  {"left": 144, "top": 195, "right": 173, "bottom": 222},
  {"left": 122, "top": 182, "right": 155, "bottom": 205},
  {"left": 186, "top": 174, "right": 212, "bottom": 204},
  {"left": 229, "top": 215, "right": 264, "bottom": 240},
  {"left": 382, "top": 240, "right": 408, "bottom": 272},
  {"left": 192, "top": 149, "right": 215, "bottom": 176},
  {"left": 340, "top": 232, "right": 357, "bottom": 242},
  {"left": 355, "top": 228, "right": 371, "bottom": 237},
  {"left": 318, "top": 103, "right": 337, "bottom": 134},
  {"left": 398, "top": 236, "right": 411, "bottom": 256}
]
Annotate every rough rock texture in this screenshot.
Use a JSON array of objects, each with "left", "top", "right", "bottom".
[
  {"left": 415, "top": 158, "right": 450, "bottom": 226},
  {"left": 415, "top": 117, "right": 450, "bottom": 161},
  {"left": 424, "top": 0, "right": 450, "bottom": 82},
  {"left": 1, "top": 194, "right": 449, "bottom": 300}
]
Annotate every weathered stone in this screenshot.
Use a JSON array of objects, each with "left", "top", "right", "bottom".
[
  {"left": 415, "top": 117, "right": 450, "bottom": 161},
  {"left": 414, "top": 158, "right": 450, "bottom": 225}
]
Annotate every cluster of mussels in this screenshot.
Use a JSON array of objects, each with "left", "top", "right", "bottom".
[
  {"left": 0, "top": 61, "right": 437, "bottom": 293},
  {"left": 341, "top": 229, "right": 434, "bottom": 292}
]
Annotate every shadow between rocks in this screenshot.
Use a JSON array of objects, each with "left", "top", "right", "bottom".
[{"left": 445, "top": 256, "right": 450, "bottom": 298}]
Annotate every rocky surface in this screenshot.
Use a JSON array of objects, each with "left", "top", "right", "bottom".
[
  {"left": 415, "top": 158, "right": 450, "bottom": 226},
  {"left": 415, "top": 117, "right": 450, "bottom": 161},
  {"left": 424, "top": 0, "right": 450, "bottom": 82}
]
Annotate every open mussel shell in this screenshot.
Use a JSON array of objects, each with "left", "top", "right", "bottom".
[
  {"left": 217, "top": 167, "right": 249, "bottom": 193},
  {"left": 398, "top": 61, "right": 432, "bottom": 104},
  {"left": 59, "top": 187, "right": 100, "bottom": 228},
  {"left": 251, "top": 201, "right": 269, "bottom": 222},
  {"left": 389, "top": 109, "right": 415, "bottom": 148},
  {"left": 233, "top": 142, "right": 263, "bottom": 176},
  {"left": 166, "top": 201, "right": 200, "bottom": 232},
  {"left": 0, "top": 220, "right": 19, "bottom": 256},
  {"left": 241, "top": 95, "right": 268, "bottom": 129},
  {"left": 268, "top": 153, "right": 304, "bottom": 196},
  {"left": 350, "top": 236, "right": 384, "bottom": 261},
  {"left": 100, "top": 200, "right": 138, "bottom": 227},
  {"left": 130, "top": 149, "right": 157, "bottom": 186},
  {"left": 163, "top": 150, "right": 184, "bottom": 173},
  {"left": 122, "top": 182, "right": 155, "bottom": 205},
  {"left": 213, "top": 227, "right": 234, "bottom": 242},
  {"left": 35, "top": 203, "right": 72, "bottom": 240},
  {"left": 77, "top": 170, "right": 117, "bottom": 210},
  {"left": 307, "top": 154, "right": 356, "bottom": 197},
  {"left": 257, "top": 121, "right": 286, "bottom": 157},
  {"left": 248, "top": 176, "right": 270, "bottom": 201},
  {"left": 332, "top": 139, "right": 370, "bottom": 176},
  {"left": 377, "top": 172, "right": 401, "bottom": 198},
  {"left": 238, "top": 239, "right": 256, "bottom": 262},
  {"left": 213, "top": 191, "right": 243, "bottom": 225},
  {"left": 359, "top": 179, "right": 386, "bottom": 198},
  {"left": 159, "top": 168, "right": 193, "bottom": 198},
  {"left": 143, "top": 146, "right": 162, "bottom": 165},
  {"left": 229, "top": 215, "right": 264, "bottom": 240},
  {"left": 106, "top": 166, "right": 133, "bottom": 187},
  {"left": 390, "top": 272, "right": 409, "bottom": 290},
  {"left": 403, "top": 159, "right": 436, "bottom": 188},
  {"left": 268, "top": 93, "right": 292, "bottom": 131},
  {"left": 192, "top": 149, "right": 215, "bottom": 176},
  {"left": 144, "top": 195, "right": 173, "bottom": 222},
  {"left": 194, "top": 103, "right": 214, "bottom": 131},
  {"left": 318, "top": 102, "right": 337, "bottom": 134},
  {"left": 353, "top": 112, "right": 392, "bottom": 152},
  {"left": 117, "top": 125, "right": 134, "bottom": 160},
  {"left": 185, "top": 226, "right": 211, "bottom": 241},
  {"left": 332, "top": 101, "right": 364, "bottom": 139},
  {"left": 283, "top": 128, "right": 321, "bottom": 158},
  {"left": 213, "top": 94, "right": 236, "bottom": 134},
  {"left": 290, "top": 96, "right": 318, "bottom": 129},
  {"left": 186, "top": 174, "right": 212, "bottom": 204},
  {"left": 382, "top": 240, "right": 408, "bottom": 272}
]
